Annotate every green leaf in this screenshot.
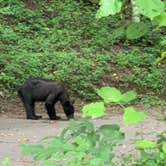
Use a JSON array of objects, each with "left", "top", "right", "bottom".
[
  {"left": 1, "top": 158, "right": 11, "bottom": 166},
  {"left": 135, "top": 0, "right": 165, "bottom": 19},
  {"left": 98, "top": 124, "right": 124, "bottom": 144},
  {"left": 135, "top": 140, "right": 157, "bottom": 149},
  {"left": 97, "top": 87, "right": 122, "bottom": 103},
  {"left": 34, "top": 150, "right": 52, "bottom": 160},
  {"left": 93, "top": 149, "right": 111, "bottom": 164},
  {"left": 82, "top": 102, "right": 105, "bottom": 118},
  {"left": 155, "top": 52, "right": 166, "bottom": 63},
  {"left": 159, "top": 152, "right": 165, "bottom": 160},
  {"left": 154, "top": 12, "right": 166, "bottom": 27},
  {"left": 99, "top": 124, "right": 120, "bottom": 136},
  {"left": 96, "top": 0, "right": 122, "bottom": 19},
  {"left": 120, "top": 90, "right": 137, "bottom": 103},
  {"left": 126, "top": 22, "right": 148, "bottom": 40},
  {"left": 90, "top": 158, "right": 104, "bottom": 166},
  {"left": 65, "top": 119, "right": 95, "bottom": 136},
  {"left": 75, "top": 135, "right": 84, "bottom": 144},
  {"left": 123, "top": 107, "right": 146, "bottom": 125},
  {"left": 143, "top": 160, "right": 158, "bottom": 166},
  {"left": 20, "top": 144, "right": 44, "bottom": 156},
  {"left": 43, "top": 160, "right": 56, "bottom": 166},
  {"left": 52, "top": 153, "right": 63, "bottom": 161},
  {"left": 162, "top": 143, "right": 166, "bottom": 154},
  {"left": 75, "top": 136, "right": 92, "bottom": 151}
]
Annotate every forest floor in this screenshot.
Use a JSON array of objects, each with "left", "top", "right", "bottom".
[{"left": 0, "top": 98, "right": 166, "bottom": 166}]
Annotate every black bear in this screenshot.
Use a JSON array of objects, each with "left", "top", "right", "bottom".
[{"left": 18, "top": 78, "right": 75, "bottom": 120}]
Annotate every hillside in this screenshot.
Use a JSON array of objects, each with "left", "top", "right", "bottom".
[{"left": 0, "top": 0, "right": 166, "bottom": 104}]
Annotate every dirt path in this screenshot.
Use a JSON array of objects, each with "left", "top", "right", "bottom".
[
  {"left": 0, "top": 114, "right": 166, "bottom": 166},
  {"left": 0, "top": 98, "right": 166, "bottom": 166},
  {"left": 0, "top": 117, "right": 69, "bottom": 166}
]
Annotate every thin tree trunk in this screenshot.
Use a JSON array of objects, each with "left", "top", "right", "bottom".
[{"left": 131, "top": 0, "right": 140, "bottom": 22}]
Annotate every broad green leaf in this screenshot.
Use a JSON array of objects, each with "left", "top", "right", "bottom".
[
  {"left": 82, "top": 102, "right": 105, "bottom": 118},
  {"left": 97, "top": 149, "right": 112, "bottom": 164},
  {"left": 111, "top": 26, "right": 126, "bottom": 39},
  {"left": 154, "top": 12, "right": 166, "bottom": 27},
  {"left": 135, "top": 140, "right": 157, "bottom": 149},
  {"left": 126, "top": 22, "right": 148, "bottom": 40},
  {"left": 96, "top": 0, "right": 122, "bottom": 19},
  {"left": 135, "top": 0, "right": 165, "bottom": 19},
  {"left": 162, "top": 143, "right": 166, "bottom": 154},
  {"left": 87, "top": 132, "right": 100, "bottom": 146},
  {"left": 120, "top": 90, "right": 137, "bottom": 103},
  {"left": 159, "top": 152, "right": 165, "bottom": 160},
  {"left": 123, "top": 107, "right": 146, "bottom": 125},
  {"left": 98, "top": 124, "right": 124, "bottom": 144},
  {"left": 93, "top": 146, "right": 112, "bottom": 161},
  {"left": 99, "top": 124, "right": 120, "bottom": 136},
  {"left": 97, "top": 87, "right": 122, "bottom": 103}
]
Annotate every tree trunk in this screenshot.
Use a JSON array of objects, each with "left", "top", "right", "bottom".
[{"left": 131, "top": 0, "right": 140, "bottom": 22}]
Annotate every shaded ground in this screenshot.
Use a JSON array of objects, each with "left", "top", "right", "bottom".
[{"left": 0, "top": 98, "right": 166, "bottom": 166}]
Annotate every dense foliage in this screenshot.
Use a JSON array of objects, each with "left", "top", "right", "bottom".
[
  {"left": 1, "top": 1, "right": 166, "bottom": 166},
  {"left": 0, "top": 0, "right": 166, "bottom": 101}
]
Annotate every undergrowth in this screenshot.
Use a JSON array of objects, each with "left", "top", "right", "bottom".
[{"left": 0, "top": 0, "right": 166, "bottom": 102}]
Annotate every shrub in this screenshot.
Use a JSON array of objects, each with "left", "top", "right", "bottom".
[
  {"left": 111, "top": 50, "right": 164, "bottom": 92},
  {"left": 0, "top": 51, "right": 110, "bottom": 99}
]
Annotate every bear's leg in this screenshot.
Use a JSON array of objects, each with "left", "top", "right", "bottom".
[
  {"left": 45, "top": 94, "right": 61, "bottom": 120},
  {"left": 21, "top": 96, "right": 42, "bottom": 120}
]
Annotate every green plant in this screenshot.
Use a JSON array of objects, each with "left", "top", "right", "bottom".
[
  {"left": 51, "top": 52, "right": 111, "bottom": 99},
  {"left": 160, "top": 35, "right": 166, "bottom": 51},
  {"left": 1, "top": 0, "right": 165, "bottom": 102},
  {"left": 128, "top": 66, "right": 163, "bottom": 90},
  {"left": 0, "top": 158, "right": 10, "bottom": 166},
  {"left": 19, "top": 85, "right": 166, "bottom": 166},
  {"left": 21, "top": 119, "right": 124, "bottom": 166},
  {"left": 0, "top": 0, "right": 115, "bottom": 99},
  {"left": 138, "top": 94, "right": 166, "bottom": 106},
  {"left": 83, "top": 87, "right": 146, "bottom": 125},
  {"left": 0, "top": 53, "right": 43, "bottom": 92},
  {"left": 119, "top": 131, "right": 166, "bottom": 166},
  {"left": 132, "top": 131, "right": 166, "bottom": 166},
  {"left": 126, "top": 22, "right": 148, "bottom": 40},
  {"left": 0, "top": 47, "right": 111, "bottom": 99},
  {"left": 20, "top": 87, "right": 147, "bottom": 166},
  {"left": 111, "top": 49, "right": 164, "bottom": 93},
  {"left": 97, "top": 0, "right": 166, "bottom": 27}
]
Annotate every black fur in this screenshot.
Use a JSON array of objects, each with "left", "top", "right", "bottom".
[{"left": 18, "top": 78, "right": 75, "bottom": 120}]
